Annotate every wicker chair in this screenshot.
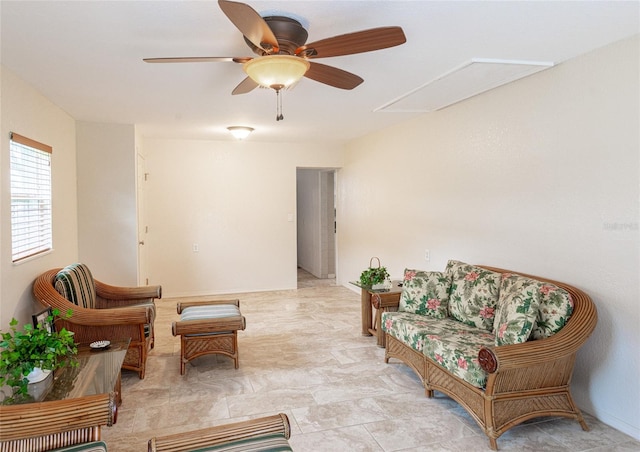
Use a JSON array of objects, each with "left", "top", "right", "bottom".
[
  {"left": 148, "top": 413, "right": 291, "bottom": 452},
  {"left": 33, "top": 264, "right": 161, "bottom": 379}
]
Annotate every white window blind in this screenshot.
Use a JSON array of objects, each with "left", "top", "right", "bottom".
[{"left": 10, "top": 132, "right": 53, "bottom": 262}]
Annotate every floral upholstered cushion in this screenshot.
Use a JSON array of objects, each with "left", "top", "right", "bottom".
[
  {"left": 421, "top": 320, "right": 495, "bottom": 388},
  {"left": 446, "top": 260, "right": 500, "bottom": 331},
  {"left": 382, "top": 311, "right": 495, "bottom": 388},
  {"left": 493, "top": 274, "right": 541, "bottom": 346},
  {"left": 531, "top": 283, "right": 574, "bottom": 340},
  {"left": 381, "top": 311, "right": 442, "bottom": 353},
  {"left": 398, "top": 269, "right": 451, "bottom": 319}
]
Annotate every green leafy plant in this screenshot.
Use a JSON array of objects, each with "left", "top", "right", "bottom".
[
  {"left": 0, "top": 308, "right": 77, "bottom": 398},
  {"left": 359, "top": 266, "right": 390, "bottom": 287}
]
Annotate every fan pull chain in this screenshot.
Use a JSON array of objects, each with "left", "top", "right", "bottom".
[
  {"left": 269, "top": 84, "right": 285, "bottom": 121},
  {"left": 276, "top": 87, "right": 284, "bottom": 121},
  {"left": 269, "top": 84, "right": 284, "bottom": 121}
]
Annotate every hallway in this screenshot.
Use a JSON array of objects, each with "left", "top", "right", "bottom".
[{"left": 297, "top": 267, "right": 336, "bottom": 289}]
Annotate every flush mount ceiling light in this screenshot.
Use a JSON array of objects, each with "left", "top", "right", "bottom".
[{"left": 227, "top": 126, "right": 254, "bottom": 140}]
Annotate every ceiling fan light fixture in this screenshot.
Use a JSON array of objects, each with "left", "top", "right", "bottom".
[
  {"left": 227, "top": 126, "right": 254, "bottom": 140},
  {"left": 243, "top": 55, "right": 310, "bottom": 89}
]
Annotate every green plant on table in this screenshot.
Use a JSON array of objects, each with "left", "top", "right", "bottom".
[
  {"left": 359, "top": 266, "right": 390, "bottom": 288},
  {"left": 0, "top": 308, "right": 77, "bottom": 399}
]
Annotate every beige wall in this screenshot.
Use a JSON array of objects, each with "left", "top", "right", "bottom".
[
  {"left": 0, "top": 66, "right": 78, "bottom": 327},
  {"left": 338, "top": 35, "right": 639, "bottom": 438},
  {"left": 140, "top": 138, "right": 344, "bottom": 296},
  {"left": 76, "top": 121, "right": 138, "bottom": 285}
]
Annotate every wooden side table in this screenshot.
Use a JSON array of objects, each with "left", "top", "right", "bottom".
[
  {"left": 352, "top": 281, "right": 403, "bottom": 347},
  {"left": 371, "top": 290, "right": 402, "bottom": 347}
]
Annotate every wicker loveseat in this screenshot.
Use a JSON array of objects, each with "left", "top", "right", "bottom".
[
  {"left": 33, "top": 264, "right": 161, "bottom": 379},
  {"left": 381, "top": 260, "right": 597, "bottom": 450}
]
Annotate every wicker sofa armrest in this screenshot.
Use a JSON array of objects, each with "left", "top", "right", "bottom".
[
  {"left": 477, "top": 266, "right": 597, "bottom": 374},
  {"left": 176, "top": 299, "right": 240, "bottom": 313},
  {"left": 479, "top": 321, "right": 593, "bottom": 374},
  {"left": 148, "top": 413, "right": 290, "bottom": 452}
]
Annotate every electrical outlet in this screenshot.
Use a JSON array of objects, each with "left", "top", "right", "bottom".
[
  {"left": 425, "top": 249, "right": 430, "bottom": 261},
  {"left": 193, "top": 243, "right": 199, "bottom": 252}
]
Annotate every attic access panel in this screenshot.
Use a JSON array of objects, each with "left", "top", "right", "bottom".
[{"left": 376, "top": 58, "right": 554, "bottom": 113}]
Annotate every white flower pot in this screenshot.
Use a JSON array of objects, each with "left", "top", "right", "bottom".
[{"left": 26, "top": 367, "right": 52, "bottom": 384}]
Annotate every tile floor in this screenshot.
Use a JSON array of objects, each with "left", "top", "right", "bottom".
[{"left": 101, "top": 271, "right": 639, "bottom": 451}]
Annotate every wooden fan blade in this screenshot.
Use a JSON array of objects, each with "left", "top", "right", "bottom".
[
  {"left": 304, "top": 62, "right": 363, "bottom": 90},
  {"left": 298, "top": 26, "right": 406, "bottom": 59},
  {"left": 144, "top": 57, "right": 251, "bottom": 63},
  {"left": 232, "top": 76, "right": 259, "bottom": 95},
  {"left": 218, "top": 0, "right": 279, "bottom": 53}
]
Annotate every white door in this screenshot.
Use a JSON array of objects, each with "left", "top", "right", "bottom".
[{"left": 137, "top": 153, "right": 149, "bottom": 285}]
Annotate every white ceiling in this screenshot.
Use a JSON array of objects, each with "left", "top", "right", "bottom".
[{"left": 1, "top": 1, "right": 638, "bottom": 143}]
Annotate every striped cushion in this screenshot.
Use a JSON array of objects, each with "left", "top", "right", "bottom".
[
  {"left": 54, "top": 263, "right": 96, "bottom": 309},
  {"left": 181, "top": 305, "right": 241, "bottom": 321},
  {"left": 190, "top": 434, "right": 292, "bottom": 452},
  {"left": 180, "top": 305, "right": 241, "bottom": 337},
  {"left": 49, "top": 441, "right": 108, "bottom": 452}
]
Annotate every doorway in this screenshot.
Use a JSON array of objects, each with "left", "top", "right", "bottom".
[{"left": 296, "top": 168, "right": 336, "bottom": 287}]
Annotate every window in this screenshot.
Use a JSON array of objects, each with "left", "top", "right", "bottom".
[{"left": 10, "top": 132, "right": 53, "bottom": 262}]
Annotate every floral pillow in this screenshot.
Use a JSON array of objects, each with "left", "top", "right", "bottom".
[
  {"left": 493, "top": 273, "right": 541, "bottom": 346},
  {"left": 398, "top": 269, "right": 451, "bottom": 319},
  {"left": 446, "top": 260, "right": 500, "bottom": 331},
  {"left": 531, "top": 283, "right": 574, "bottom": 340}
]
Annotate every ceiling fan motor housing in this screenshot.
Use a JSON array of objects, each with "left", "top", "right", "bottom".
[{"left": 244, "top": 16, "right": 309, "bottom": 55}]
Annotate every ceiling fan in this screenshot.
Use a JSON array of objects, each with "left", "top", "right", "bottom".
[{"left": 144, "top": 0, "right": 407, "bottom": 119}]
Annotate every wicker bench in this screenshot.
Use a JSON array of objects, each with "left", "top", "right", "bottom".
[{"left": 172, "top": 300, "right": 246, "bottom": 375}]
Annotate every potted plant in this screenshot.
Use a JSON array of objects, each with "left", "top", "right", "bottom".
[
  {"left": 0, "top": 308, "right": 78, "bottom": 399},
  {"left": 359, "top": 257, "right": 391, "bottom": 289}
]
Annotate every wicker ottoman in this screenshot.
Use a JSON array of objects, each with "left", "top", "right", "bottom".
[{"left": 171, "top": 300, "right": 246, "bottom": 375}]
